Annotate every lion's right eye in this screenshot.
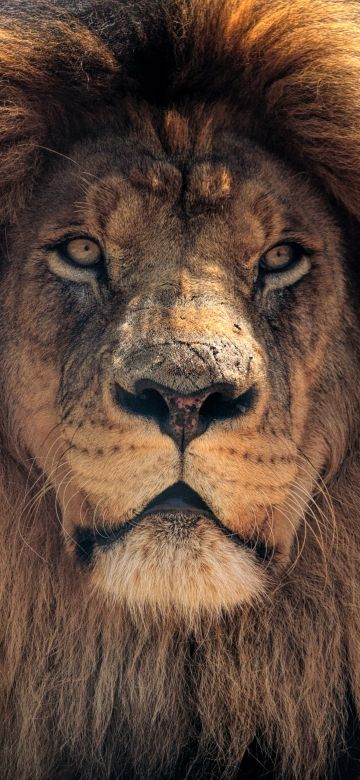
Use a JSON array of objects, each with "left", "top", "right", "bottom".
[
  {"left": 47, "top": 235, "right": 106, "bottom": 284},
  {"left": 60, "top": 238, "right": 103, "bottom": 267}
]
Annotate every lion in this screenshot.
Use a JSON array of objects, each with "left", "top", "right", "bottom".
[{"left": 0, "top": 0, "right": 360, "bottom": 777}]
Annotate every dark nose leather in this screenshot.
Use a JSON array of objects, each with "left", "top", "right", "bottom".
[
  {"left": 114, "top": 379, "right": 257, "bottom": 450},
  {"left": 160, "top": 384, "right": 216, "bottom": 449}
]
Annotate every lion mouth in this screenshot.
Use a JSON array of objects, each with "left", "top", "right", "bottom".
[
  {"left": 141, "top": 481, "right": 212, "bottom": 516},
  {"left": 74, "top": 482, "right": 273, "bottom": 564}
]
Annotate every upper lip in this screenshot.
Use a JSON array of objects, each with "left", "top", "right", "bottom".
[{"left": 74, "top": 481, "right": 273, "bottom": 564}]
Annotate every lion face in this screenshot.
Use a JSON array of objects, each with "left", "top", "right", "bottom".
[{"left": 2, "top": 106, "right": 345, "bottom": 613}]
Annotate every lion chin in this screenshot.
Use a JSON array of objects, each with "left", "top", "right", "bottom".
[
  {"left": 59, "top": 478, "right": 269, "bottom": 614},
  {"left": 1, "top": 1, "right": 360, "bottom": 779},
  {"left": 92, "top": 512, "right": 265, "bottom": 613},
  {"left": 84, "top": 482, "right": 269, "bottom": 613}
]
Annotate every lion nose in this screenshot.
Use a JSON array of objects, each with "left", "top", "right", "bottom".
[{"left": 114, "top": 379, "right": 257, "bottom": 450}]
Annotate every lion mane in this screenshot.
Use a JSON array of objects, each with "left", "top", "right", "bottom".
[{"left": 0, "top": 1, "right": 360, "bottom": 779}]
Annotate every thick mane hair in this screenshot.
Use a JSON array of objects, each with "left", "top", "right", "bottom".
[
  {"left": 1, "top": 0, "right": 360, "bottom": 223},
  {"left": 1, "top": 1, "right": 360, "bottom": 779}
]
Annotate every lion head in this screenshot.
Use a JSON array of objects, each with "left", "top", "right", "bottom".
[{"left": 1, "top": 1, "right": 360, "bottom": 778}]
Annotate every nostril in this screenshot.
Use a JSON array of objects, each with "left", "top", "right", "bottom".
[
  {"left": 114, "top": 384, "right": 169, "bottom": 421},
  {"left": 235, "top": 387, "right": 256, "bottom": 414},
  {"left": 138, "top": 388, "right": 169, "bottom": 420},
  {"left": 114, "top": 379, "right": 258, "bottom": 448},
  {"left": 199, "top": 385, "right": 257, "bottom": 423}
]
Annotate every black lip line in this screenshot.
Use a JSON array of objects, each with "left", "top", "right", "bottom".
[
  {"left": 206, "top": 513, "right": 273, "bottom": 562},
  {"left": 75, "top": 513, "right": 146, "bottom": 564},
  {"left": 74, "top": 509, "right": 274, "bottom": 566}
]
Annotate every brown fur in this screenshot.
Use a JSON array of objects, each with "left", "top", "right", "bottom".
[{"left": 0, "top": 1, "right": 360, "bottom": 778}]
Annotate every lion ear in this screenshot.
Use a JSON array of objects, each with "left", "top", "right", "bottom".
[{"left": 0, "top": 6, "right": 117, "bottom": 224}]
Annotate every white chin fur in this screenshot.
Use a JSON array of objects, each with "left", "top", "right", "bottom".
[{"left": 90, "top": 515, "right": 267, "bottom": 615}]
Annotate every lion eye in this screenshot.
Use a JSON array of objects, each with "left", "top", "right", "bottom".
[
  {"left": 260, "top": 244, "right": 295, "bottom": 272},
  {"left": 62, "top": 238, "right": 102, "bottom": 267},
  {"left": 258, "top": 242, "right": 311, "bottom": 291}
]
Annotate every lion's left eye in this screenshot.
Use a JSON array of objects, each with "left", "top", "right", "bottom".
[
  {"left": 260, "top": 243, "right": 298, "bottom": 272},
  {"left": 60, "top": 238, "right": 103, "bottom": 267},
  {"left": 258, "top": 242, "right": 311, "bottom": 290}
]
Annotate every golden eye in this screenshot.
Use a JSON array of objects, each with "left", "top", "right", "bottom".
[
  {"left": 63, "top": 238, "right": 102, "bottom": 267},
  {"left": 260, "top": 243, "right": 296, "bottom": 272}
]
